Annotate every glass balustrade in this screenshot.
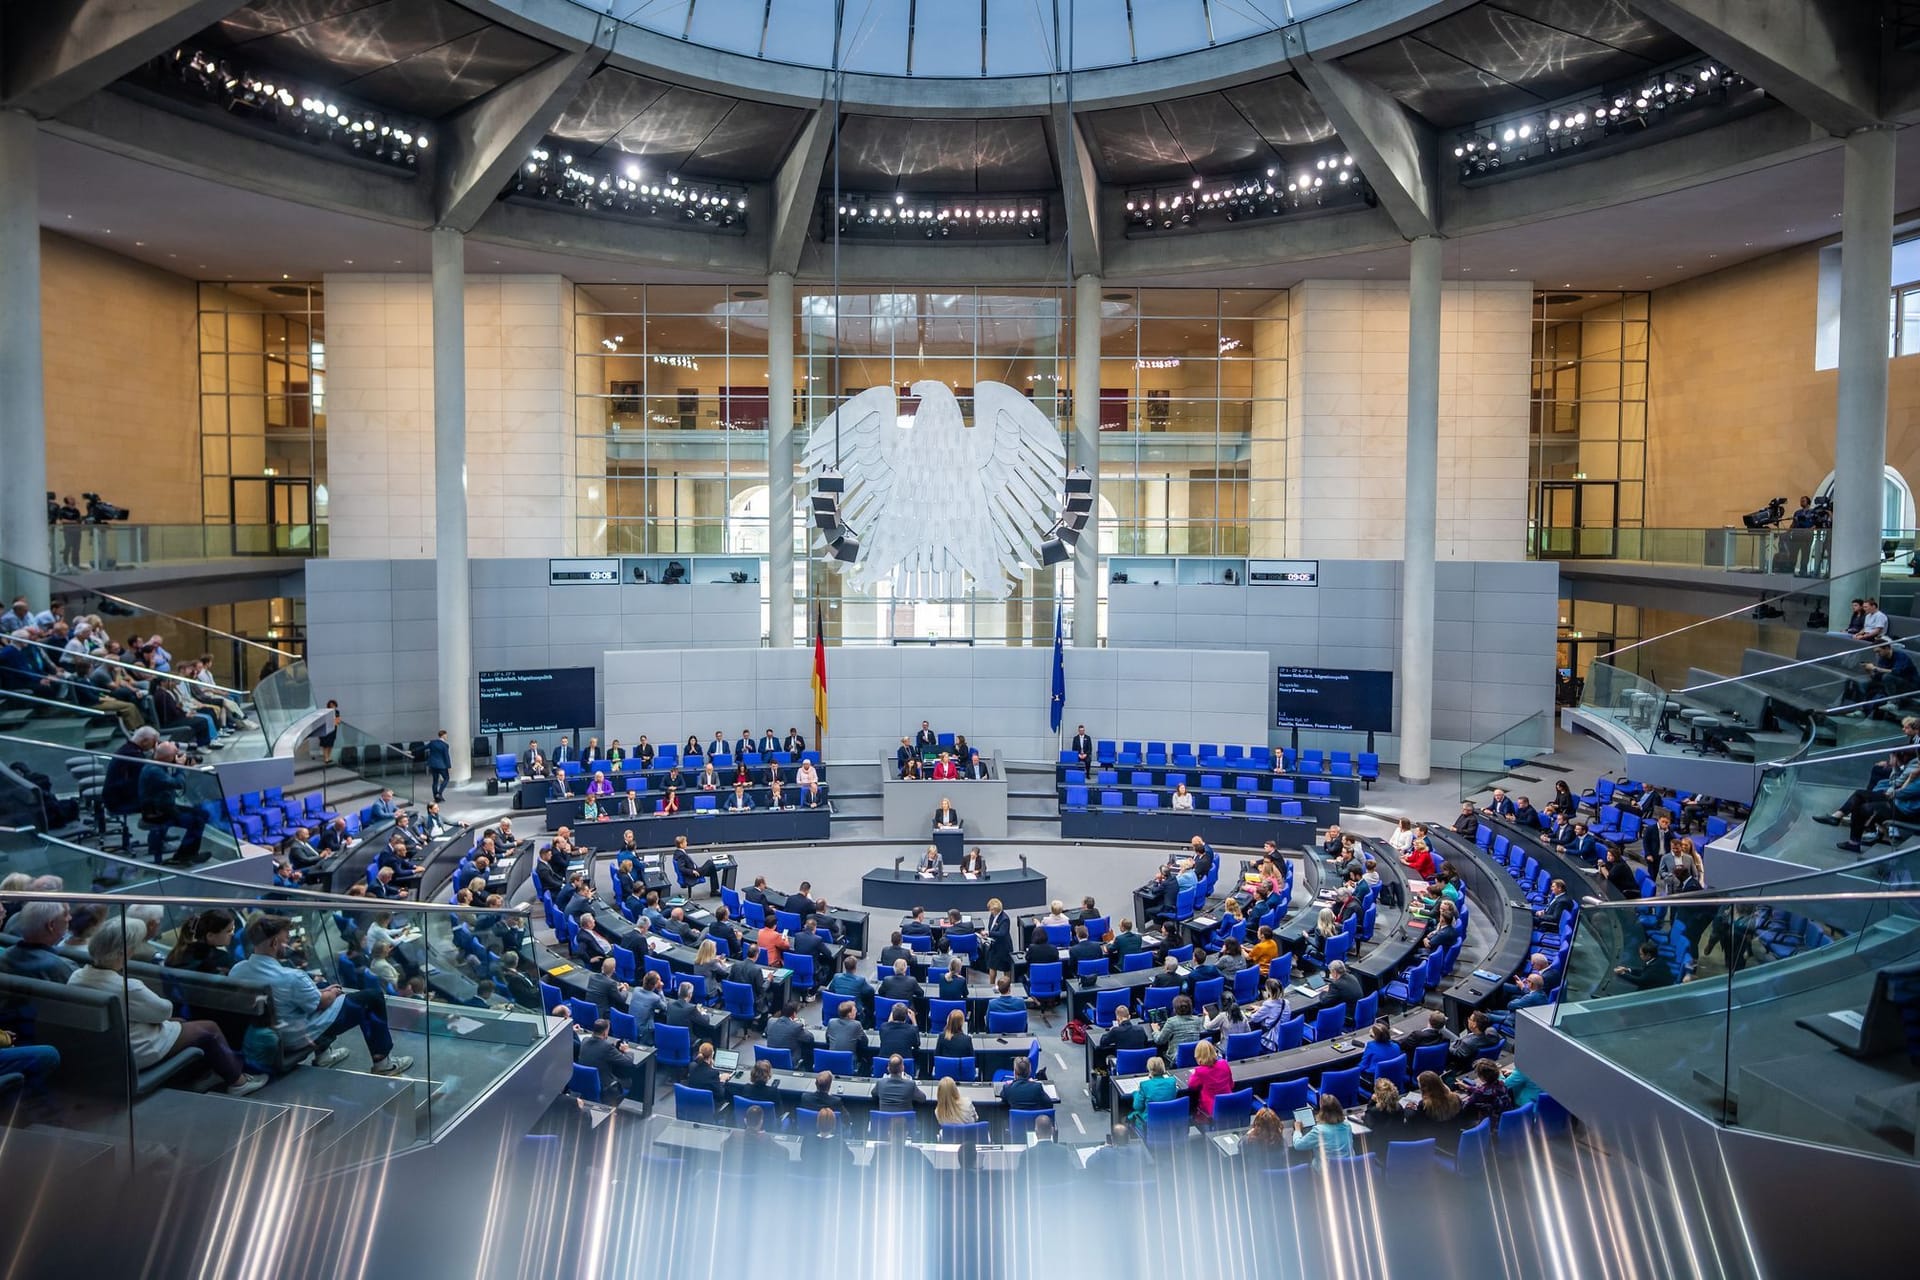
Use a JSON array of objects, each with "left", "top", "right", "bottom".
[
  {"left": 47, "top": 522, "right": 326, "bottom": 572},
  {"left": 0, "top": 732, "right": 243, "bottom": 866},
  {"left": 1458, "top": 710, "right": 1555, "bottom": 800},
  {"left": 252, "top": 657, "right": 316, "bottom": 752},
  {"left": 1550, "top": 853, "right": 1920, "bottom": 1161},
  {"left": 0, "top": 875, "right": 551, "bottom": 1176},
  {"left": 1531, "top": 525, "right": 1920, "bottom": 578}
]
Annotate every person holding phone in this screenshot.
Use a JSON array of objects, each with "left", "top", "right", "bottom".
[{"left": 1291, "top": 1092, "right": 1354, "bottom": 1163}]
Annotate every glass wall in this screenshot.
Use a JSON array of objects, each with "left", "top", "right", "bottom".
[
  {"left": 196, "top": 283, "right": 327, "bottom": 548},
  {"left": 571, "top": 284, "right": 1286, "bottom": 644},
  {"left": 1529, "top": 291, "right": 1649, "bottom": 556}
]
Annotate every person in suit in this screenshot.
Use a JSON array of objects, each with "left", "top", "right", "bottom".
[
  {"left": 520, "top": 740, "right": 545, "bottom": 776},
  {"left": 878, "top": 958, "right": 923, "bottom": 1000},
  {"left": 659, "top": 981, "right": 724, "bottom": 1046},
  {"left": 1066, "top": 925, "right": 1105, "bottom": 978},
  {"left": 1480, "top": 789, "right": 1517, "bottom": 820},
  {"left": 783, "top": 882, "right": 819, "bottom": 921},
  {"left": 684, "top": 1040, "right": 731, "bottom": 1101},
  {"left": 551, "top": 738, "right": 574, "bottom": 767},
  {"left": 914, "top": 721, "right": 938, "bottom": 754},
  {"left": 576, "top": 1019, "right": 639, "bottom": 1105},
  {"left": 959, "top": 847, "right": 986, "bottom": 877},
  {"left": 985, "top": 978, "right": 1026, "bottom": 1017},
  {"left": 873, "top": 1055, "right": 925, "bottom": 1111},
  {"left": 1447, "top": 1011, "right": 1503, "bottom": 1069},
  {"left": 733, "top": 730, "right": 754, "bottom": 759},
  {"left": 573, "top": 912, "right": 615, "bottom": 963},
  {"left": 1069, "top": 724, "right": 1093, "bottom": 766},
  {"left": 1094, "top": 1004, "right": 1151, "bottom": 1071},
  {"left": 1318, "top": 960, "right": 1363, "bottom": 1012},
  {"left": 934, "top": 1008, "right": 974, "bottom": 1061},
  {"left": 983, "top": 898, "right": 1013, "bottom": 983},
  {"left": 1557, "top": 821, "right": 1601, "bottom": 864},
  {"left": 758, "top": 729, "right": 779, "bottom": 755},
  {"left": 825, "top": 954, "right": 875, "bottom": 1010},
  {"left": 1107, "top": 918, "right": 1144, "bottom": 961},
  {"left": 941, "top": 909, "right": 977, "bottom": 954},
  {"left": 902, "top": 907, "right": 933, "bottom": 938},
  {"left": 933, "top": 797, "right": 961, "bottom": 830},
  {"left": 877, "top": 1004, "right": 920, "bottom": 1058},
  {"left": 584, "top": 955, "right": 630, "bottom": 1016},
  {"left": 824, "top": 1001, "right": 866, "bottom": 1060},
  {"left": 996, "top": 1056, "right": 1050, "bottom": 1110},
  {"left": 895, "top": 737, "right": 915, "bottom": 778},
  {"left": 764, "top": 1003, "right": 810, "bottom": 1066},
  {"left": 879, "top": 931, "right": 914, "bottom": 968},
  {"left": 1510, "top": 795, "right": 1545, "bottom": 830},
  {"left": 1398, "top": 1009, "right": 1450, "bottom": 1055},
  {"left": 1613, "top": 941, "right": 1675, "bottom": 990},
  {"left": 790, "top": 916, "right": 829, "bottom": 966},
  {"left": 937, "top": 957, "right": 970, "bottom": 1000},
  {"left": 1642, "top": 813, "right": 1680, "bottom": 868},
  {"left": 1535, "top": 880, "right": 1577, "bottom": 928},
  {"left": 785, "top": 728, "right": 807, "bottom": 755},
  {"left": 724, "top": 950, "right": 770, "bottom": 1023},
  {"left": 916, "top": 846, "right": 944, "bottom": 877},
  {"left": 930, "top": 753, "right": 958, "bottom": 781},
  {"left": 632, "top": 737, "right": 654, "bottom": 768},
  {"left": 727, "top": 780, "right": 753, "bottom": 812},
  {"left": 965, "top": 754, "right": 991, "bottom": 780},
  {"left": 1421, "top": 901, "right": 1462, "bottom": 955}
]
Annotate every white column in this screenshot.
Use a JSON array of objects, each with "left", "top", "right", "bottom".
[
  {"left": 1399, "top": 236, "right": 1442, "bottom": 784},
  {"left": 0, "top": 111, "right": 49, "bottom": 584},
  {"left": 1831, "top": 127, "right": 1896, "bottom": 616},
  {"left": 1072, "top": 274, "right": 1102, "bottom": 646},
  {"left": 432, "top": 228, "right": 473, "bottom": 781},
  {"left": 767, "top": 271, "right": 796, "bottom": 647}
]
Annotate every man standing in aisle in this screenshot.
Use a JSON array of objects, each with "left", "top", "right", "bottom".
[{"left": 426, "top": 729, "right": 453, "bottom": 803}]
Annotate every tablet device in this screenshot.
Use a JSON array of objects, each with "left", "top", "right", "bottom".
[{"left": 1293, "top": 1108, "right": 1315, "bottom": 1128}]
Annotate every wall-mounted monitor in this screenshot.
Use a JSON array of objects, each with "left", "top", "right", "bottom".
[
  {"left": 478, "top": 667, "right": 597, "bottom": 736},
  {"left": 1274, "top": 667, "right": 1393, "bottom": 733}
]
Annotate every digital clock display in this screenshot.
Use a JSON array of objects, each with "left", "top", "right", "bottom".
[
  {"left": 1247, "top": 559, "right": 1319, "bottom": 587},
  {"left": 548, "top": 558, "right": 620, "bottom": 585}
]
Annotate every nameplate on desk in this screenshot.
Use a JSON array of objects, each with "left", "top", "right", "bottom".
[
  {"left": 1471, "top": 968, "right": 1504, "bottom": 983},
  {"left": 1189, "top": 916, "right": 1217, "bottom": 929},
  {"left": 545, "top": 963, "right": 576, "bottom": 977}
]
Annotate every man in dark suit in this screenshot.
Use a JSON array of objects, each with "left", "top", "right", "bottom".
[
  {"left": 584, "top": 955, "right": 630, "bottom": 1015},
  {"left": 1558, "top": 822, "right": 1601, "bottom": 864},
  {"left": 573, "top": 912, "right": 615, "bottom": 963},
  {"left": 914, "top": 721, "right": 938, "bottom": 754},
  {"left": 877, "top": 1005, "right": 919, "bottom": 1058},
  {"left": 1480, "top": 788, "right": 1517, "bottom": 820},
  {"left": 1066, "top": 925, "right": 1105, "bottom": 978},
  {"left": 1511, "top": 795, "right": 1546, "bottom": 830},
  {"left": 1398, "top": 1010, "right": 1450, "bottom": 1053},
  {"left": 879, "top": 931, "right": 913, "bottom": 968},
  {"left": 1534, "top": 880, "right": 1576, "bottom": 928},
  {"left": 1641, "top": 814, "right": 1679, "bottom": 867},
  {"left": 901, "top": 907, "right": 933, "bottom": 938},
  {"left": 878, "top": 959, "right": 923, "bottom": 1000},
  {"left": 1094, "top": 1005, "right": 1150, "bottom": 1071},
  {"left": 745, "top": 876, "right": 776, "bottom": 910},
  {"left": 965, "top": 754, "right": 991, "bottom": 780},
  {"left": 784, "top": 882, "right": 819, "bottom": 920},
  {"left": 784, "top": 728, "right": 806, "bottom": 755},
  {"left": 1315, "top": 960, "right": 1363, "bottom": 1012},
  {"left": 1452, "top": 801, "right": 1481, "bottom": 840},
  {"left": 756, "top": 729, "right": 777, "bottom": 755},
  {"left": 791, "top": 916, "right": 830, "bottom": 965},
  {"left": 996, "top": 1056, "right": 1050, "bottom": 1110},
  {"left": 576, "top": 1019, "right": 639, "bottom": 1105},
  {"left": 1069, "top": 724, "right": 1093, "bottom": 766},
  {"left": 734, "top": 730, "right": 755, "bottom": 758},
  {"left": 1106, "top": 919, "right": 1143, "bottom": 961},
  {"left": 1613, "top": 941, "right": 1675, "bottom": 990},
  {"left": 941, "top": 909, "right": 977, "bottom": 952},
  {"left": 764, "top": 1003, "right": 810, "bottom": 1064},
  {"left": 709, "top": 731, "right": 728, "bottom": 758},
  {"left": 552, "top": 738, "right": 574, "bottom": 766},
  {"left": 895, "top": 738, "right": 914, "bottom": 778},
  {"left": 933, "top": 798, "right": 961, "bottom": 829},
  {"left": 724, "top": 950, "right": 770, "bottom": 1022}
]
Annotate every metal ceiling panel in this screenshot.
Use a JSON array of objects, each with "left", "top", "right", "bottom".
[
  {"left": 972, "top": 117, "right": 1054, "bottom": 191},
  {"left": 1338, "top": 36, "right": 1542, "bottom": 127},
  {"left": 830, "top": 116, "right": 1053, "bottom": 193},
  {"left": 345, "top": 24, "right": 555, "bottom": 116},
  {"left": 678, "top": 100, "right": 808, "bottom": 179},
  {"left": 1494, "top": 0, "right": 1692, "bottom": 61},
  {"left": 552, "top": 68, "right": 672, "bottom": 146},
  {"left": 1220, "top": 74, "right": 1338, "bottom": 149},
  {"left": 607, "top": 84, "right": 739, "bottom": 169},
  {"left": 243, "top": 0, "right": 489, "bottom": 82},
  {"left": 1414, "top": 5, "right": 1657, "bottom": 101},
  {"left": 1084, "top": 103, "right": 1194, "bottom": 186},
  {"left": 217, "top": 0, "right": 387, "bottom": 42},
  {"left": 1153, "top": 92, "right": 1270, "bottom": 175}
]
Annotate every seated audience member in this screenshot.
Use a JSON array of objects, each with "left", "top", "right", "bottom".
[
  {"left": 934, "top": 1009, "right": 974, "bottom": 1062},
  {"left": 1025, "top": 925, "right": 1060, "bottom": 969},
  {"left": 985, "top": 977, "right": 1026, "bottom": 1018},
  {"left": 937, "top": 958, "right": 970, "bottom": 1001},
  {"left": 1452, "top": 801, "right": 1481, "bottom": 839},
  {"left": 1126, "top": 1056, "right": 1179, "bottom": 1128},
  {"left": 235, "top": 915, "right": 413, "bottom": 1075},
  {"left": 1455, "top": 1057, "right": 1515, "bottom": 1121},
  {"left": 660, "top": 983, "right": 725, "bottom": 1047},
  {"left": 1405, "top": 1070, "right": 1466, "bottom": 1147},
  {"left": 878, "top": 958, "right": 923, "bottom": 1001},
  {"left": 1447, "top": 1011, "right": 1503, "bottom": 1070},
  {"left": 824, "top": 1001, "right": 866, "bottom": 1059},
  {"left": 1400, "top": 837, "right": 1439, "bottom": 880},
  {"left": 959, "top": 847, "right": 986, "bottom": 877},
  {"left": 1152, "top": 995, "right": 1205, "bottom": 1056},
  {"left": 1612, "top": 940, "right": 1676, "bottom": 989},
  {"left": 1186, "top": 1039, "right": 1233, "bottom": 1122},
  {"left": 684, "top": 1040, "right": 731, "bottom": 1101},
  {"left": 576, "top": 1018, "right": 640, "bottom": 1105},
  {"left": 1856, "top": 598, "right": 1889, "bottom": 643},
  {"left": 873, "top": 1054, "right": 925, "bottom": 1111},
  {"left": 1095, "top": 1004, "right": 1150, "bottom": 1072},
  {"left": 164, "top": 908, "right": 239, "bottom": 974},
  {"left": 1480, "top": 788, "right": 1517, "bottom": 820},
  {"left": 878, "top": 1004, "right": 919, "bottom": 1058},
  {"left": 997, "top": 1054, "right": 1051, "bottom": 1111},
  {"left": 1292, "top": 1092, "right": 1354, "bottom": 1163},
  {"left": 1364, "top": 1078, "right": 1409, "bottom": 1134},
  {"left": 795, "top": 758, "right": 822, "bottom": 807},
  {"left": 895, "top": 737, "right": 915, "bottom": 778},
  {"left": 763, "top": 1002, "right": 809, "bottom": 1062}
]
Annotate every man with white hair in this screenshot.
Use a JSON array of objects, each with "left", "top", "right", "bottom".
[
  {"left": 0, "top": 901, "right": 77, "bottom": 982},
  {"left": 102, "top": 726, "right": 159, "bottom": 820}
]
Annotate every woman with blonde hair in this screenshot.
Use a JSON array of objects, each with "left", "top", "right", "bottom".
[{"left": 935, "top": 1076, "right": 977, "bottom": 1127}]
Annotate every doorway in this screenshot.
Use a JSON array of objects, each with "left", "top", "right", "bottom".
[
  {"left": 1535, "top": 481, "right": 1619, "bottom": 558},
  {"left": 229, "top": 477, "right": 315, "bottom": 555}
]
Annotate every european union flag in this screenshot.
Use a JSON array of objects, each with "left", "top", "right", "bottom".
[{"left": 1049, "top": 607, "right": 1065, "bottom": 733}]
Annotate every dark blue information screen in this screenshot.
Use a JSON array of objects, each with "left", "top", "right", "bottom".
[
  {"left": 1274, "top": 667, "right": 1394, "bottom": 733},
  {"left": 477, "top": 667, "right": 597, "bottom": 736}
]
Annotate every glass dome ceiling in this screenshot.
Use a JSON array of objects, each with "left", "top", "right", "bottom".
[{"left": 609, "top": 0, "right": 1348, "bottom": 77}]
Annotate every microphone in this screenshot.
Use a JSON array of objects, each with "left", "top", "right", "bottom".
[
  {"left": 1019, "top": 854, "right": 1029, "bottom": 872},
  {"left": 894, "top": 856, "right": 905, "bottom": 872}
]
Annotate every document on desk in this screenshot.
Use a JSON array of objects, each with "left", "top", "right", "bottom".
[{"left": 446, "top": 1015, "right": 483, "bottom": 1036}]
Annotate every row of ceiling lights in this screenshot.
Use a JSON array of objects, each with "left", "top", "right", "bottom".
[
  {"left": 831, "top": 192, "right": 1048, "bottom": 239},
  {"left": 1452, "top": 58, "right": 1751, "bottom": 179},
  {"left": 1126, "top": 150, "right": 1373, "bottom": 232},
  {"left": 510, "top": 148, "right": 749, "bottom": 229},
  {"left": 160, "top": 48, "right": 428, "bottom": 170}
]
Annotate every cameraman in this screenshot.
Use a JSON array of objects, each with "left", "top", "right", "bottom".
[{"left": 48, "top": 495, "right": 82, "bottom": 571}]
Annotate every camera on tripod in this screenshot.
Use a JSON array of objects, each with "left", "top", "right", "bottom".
[
  {"left": 1742, "top": 497, "right": 1788, "bottom": 530},
  {"left": 82, "top": 493, "right": 130, "bottom": 523},
  {"left": 1806, "top": 494, "right": 1834, "bottom": 529}
]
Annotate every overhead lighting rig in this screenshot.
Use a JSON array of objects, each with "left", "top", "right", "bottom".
[
  {"left": 154, "top": 47, "right": 429, "bottom": 170},
  {"left": 509, "top": 149, "right": 749, "bottom": 233},
  {"left": 1124, "top": 149, "right": 1373, "bottom": 235},
  {"left": 828, "top": 192, "right": 1050, "bottom": 241},
  {"left": 1452, "top": 57, "right": 1757, "bottom": 181}
]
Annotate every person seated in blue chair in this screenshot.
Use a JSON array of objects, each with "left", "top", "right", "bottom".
[
  {"left": 1510, "top": 795, "right": 1547, "bottom": 831},
  {"left": 1480, "top": 788, "right": 1517, "bottom": 820},
  {"left": 1184, "top": 947, "right": 1223, "bottom": 995},
  {"left": 825, "top": 954, "right": 874, "bottom": 1006},
  {"left": 877, "top": 1004, "right": 920, "bottom": 1058},
  {"left": 997, "top": 1054, "right": 1051, "bottom": 1110},
  {"left": 726, "top": 779, "right": 753, "bottom": 812},
  {"left": 1126, "top": 1057, "right": 1179, "bottom": 1129},
  {"left": 941, "top": 909, "right": 977, "bottom": 952},
  {"left": 985, "top": 977, "right": 1026, "bottom": 1019},
  {"left": 374, "top": 834, "right": 421, "bottom": 886},
  {"left": 937, "top": 957, "right": 970, "bottom": 1000},
  {"left": 1151, "top": 995, "right": 1205, "bottom": 1058}
]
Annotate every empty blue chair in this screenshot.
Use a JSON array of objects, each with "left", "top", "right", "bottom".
[
  {"left": 1318, "top": 1065, "right": 1364, "bottom": 1107},
  {"left": 1352, "top": 992, "right": 1377, "bottom": 1027},
  {"left": 787, "top": 952, "right": 816, "bottom": 994},
  {"left": 1265, "top": 1078, "right": 1314, "bottom": 1115},
  {"left": 1192, "top": 976, "right": 1224, "bottom": 1009},
  {"left": 1211, "top": 1088, "right": 1256, "bottom": 1131},
  {"left": 1280, "top": 800, "right": 1303, "bottom": 817},
  {"left": 1357, "top": 753, "right": 1380, "bottom": 788},
  {"left": 1306, "top": 1004, "right": 1346, "bottom": 1043},
  {"left": 1200, "top": 774, "right": 1223, "bottom": 791},
  {"left": 1234, "top": 775, "right": 1257, "bottom": 792},
  {"left": 1137, "top": 792, "right": 1161, "bottom": 810},
  {"left": 1121, "top": 951, "right": 1155, "bottom": 973},
  {"left": 655, "top": 1023, "right": 693, "bottom": 1072},
  {"left": 754, "top": 1045, "right": 794, "bottom": 1070},
  {"left": 1101, "top": 790, "right": 1124, "bottom": 808},
  {"left": 812, "top": 1049, "right": 855, "bottom": 1075},
  {"left": 987, "top": 1009, "right": 1029, "bottom": 1034},
  {"left": 1064, "top": 785, "right": 1089, "bottom": 809},
  {"left": 1094, "top": 989, "right": 1130, "bottom": 1027},
  {"left": 674, "top": 1083, "right": 718, "bottom": 1123},
  {"left": 1077, "top": 956, "right": 1111, "bottom": 977},
  {"left": 1410, "top": 1042, "right": 1449, "bottom": 1078},
  {"left": 1141, "top": 1097, "right": 1190, "bottom": 1146},
  {"left": 1272, "top": 776, "right": 1297, "bottom": 794},
  {"left": 1208, "top": 795, "right": 1231, "bottom": 812},
  {"left": 1455, "top": 1119, "right": 1495, "bottom": 1175},
  {"left": 1096, "top": 769, "right": 1119, "bottom": 786},
  {"left": 1028, "top": 962, "right": 1064, "bottom": 1002},
  {"left": 1245, "top": 797, "right": 1269, "bottom": 815},
  {"left": 1141, "top": 985, "right": 1177, "bottom": 1018},
  {"left": 1174, "top": 1041, "right": 1200, "bottom": 1069},
  {"left": 1307, "top": 779, "right": 1331, "bottom": 797},
  {"left": 1322, "top": 932, "right": 1351, "bottom": 966},
  {"left": 940, "top": 1121, "right": 991, "bottom": 1144},
  {"left": 1129, "top": 771, "right": 1152, "bottom": 788},
  {"left": 928, "top": 997, "right": 967, "bottom": 1027},
  {"left": 1064, "top": 768, "right": 1087, "bottom": 786},
  {"left": 1498, "top": 1101, "right": 1539, "bottom": 1144},
  {"left": 1115, "top": 1047, "right": 1155, "bottom": 1076},
  {"left": 693, "top": 795, "right": 717, "bottom": 811},
  {"left": 611, "top": 944, "right": 637, "bottom": 984},
  {"left": 932, "top": 1055, "right": 978, "bottom": 1082},
  {"left": 1233, "top": 967, "right": 1261, "bottom": 1002},
  {"left": 722, "top": 980, "right": 758, "bottom": 1035},
  {"left": 1386, "top": 1137, "right": 1452, "bottom": 1175},
  {"left": 870, "top": 1111, "right": 917, "bottom": 1140},
  {"left": 874, "top": 995, "right": 908, "bottom": 1026},
  {"left": 1373, "top": 1056, "right": 1410, "bottom": 1091},
  {"left": 1224, "top": 1030, "right": 1264, "bottom": 1061},
  {"left": 569, "top": 1062, "right": 602, "bottom": 1102}
]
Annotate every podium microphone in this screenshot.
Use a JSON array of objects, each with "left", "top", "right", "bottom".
[
  {"left": 894, "top": 855, "right": 905, "bottom": 872},
  {"left": 1019, "top": 854, "right": 1029, "bottom": 871}
]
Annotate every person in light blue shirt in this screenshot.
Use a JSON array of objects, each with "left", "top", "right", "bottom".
[
  {"left": 1292, "top": 1093, "right": 1355, "bottom": 1163},
  {"left": 232, "top": 914, "right": 413, "bottom": 1076}
]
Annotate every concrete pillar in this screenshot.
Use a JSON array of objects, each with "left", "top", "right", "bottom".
[
  {"left": 767, "top": 271, "right": 796, "bottom": 647},
  {"left": 431, "top": 227, "right": 473, "bottom": 781},
  {"left": 1072, "top": 274, "right": 1102, "bottom": 646},
  {"left": 1399, "top": 236, "right": 1442, "bottom": 784},
  {"left": 0, "top": 111, "right": 49, "bottom": 585},
  {"left": 1832, "top": 128, "right": 1896, "bottom": 615}
]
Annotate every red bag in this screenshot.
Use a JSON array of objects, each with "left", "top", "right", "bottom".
[{"left": 1061, "top": 1019, "right": 1089, "bottom": 1045}]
